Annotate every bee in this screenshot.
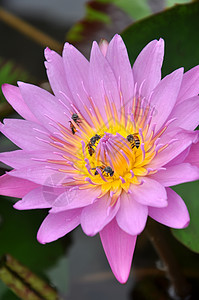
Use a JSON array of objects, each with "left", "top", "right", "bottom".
[
  {"left": 90, "top": 134, "right": 101, "bottom": 146},
  {"left": 87, "top": 142, "right": 95, "bottom": 156},
  {"left": 92, "top": 163, "right": 114, "bottom": 177},
  {"left": 86, "top": 134, "right": 101, "bottom": 156},
  {"left": 69, "top": 113, "right": 81, "bottom": 134},
  {"left": 72, "top": 113, "right": 81, "bottom": 124},
  {"left": 69, "top": 122, "right": 76, "bottom": 134},
  {"left": 127, "top": 133, "right": 140, "bottom": 149}
]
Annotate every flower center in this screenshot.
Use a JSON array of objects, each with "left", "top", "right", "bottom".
[{"left": 48, "top": 90, "right": 172, "bottom": 202}]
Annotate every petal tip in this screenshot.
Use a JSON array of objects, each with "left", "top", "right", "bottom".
[
  {"left": 13, "top": 202, "right": 22, "bottom": 210},
  {"left": 174, "top": 67, "right": 184, "bottom": 77},
  {"left": 63, "top": 42, "right": 71, "bottom": 51},
  {"left": 116, "top": 273, "right": 129, "bottom": 284},
  {"left": 157, "top": 38, "right": 165, "bottom": 50},
  {"left": 2, "top": 83, "right": 15, "bottom": 97},
  {"left": 158, "top": 37, "right": 164, "bottom": 44},
  {"left": 44, "top": 47, "right": 52, "bottom": 60},
  {"left": 37, "top": 235, "right": 47, "bottom": 245},
  {"left": 112, "top": 33, "right": 122, "bottom": 42},
  {"left": 99, "top": 38, "right": 109, "bottom": 56},
  {"left": 44, "top": 46, "right": 51, "bottom": 53},
  {"left": 92, "top": 40, "right": 98, "bottom": 49},
  {"left": 1, "top": 83, "right": 9, "bottom": 91},
  {"left": 36, "top": 229, "right": 48, "bottom": 245},
  {"left": 182, "top": 219, "right": 190, "bottom": 229},
  {"left": 17, "top": 81, "right": 24, "bottom": 87}
]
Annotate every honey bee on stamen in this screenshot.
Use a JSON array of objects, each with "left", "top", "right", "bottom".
[
  {"left": 127, "top": 133, "right": 140, "bottom": 149},
  {"left": 90, "top": 134, "right": 101, "bottom": 146},
  {"left": 87, "top": 142, "right": 95, "bottom": 156},
  {"left": 92, "top": 163, "right": 114, "bottom": 177},
  {"left": 69, "top": 122, "right": 76, "bottom": 134},
  {"left": 86, "top": 134, "right": 101, "bottom": 156},
  {"left": 69, "top": 113, "right": 81, "bottom": 135}
]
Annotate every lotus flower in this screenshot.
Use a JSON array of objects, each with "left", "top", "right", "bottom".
[{"left": 0, "top": 34, "right": 199, "bottom": 283}]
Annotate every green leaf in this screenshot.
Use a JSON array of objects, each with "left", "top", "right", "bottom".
[
  {"left": 0, "top": 197, "right": 70, "bottom": 291},
  {"left": 109, "top": 0, "right": 151, "bottom": 20},
  {"left": 121, "top": 2, "right": 199, "bottom": 75},
  {"left": 86, "top": 5, "right": 110, "bottom": 22},
  {"left": 172, "top": 182, "right": 199, "bottom": 253},
  {"left": 166, "top": 0, "right": 192, "bottom": 7},
  {"left": 0, "top": 197, "right": 63, "bottom": 270}
]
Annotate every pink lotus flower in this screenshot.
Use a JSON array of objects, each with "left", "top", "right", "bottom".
[{"left": 0, "top": 34, "right": 199, "bottom": 283}]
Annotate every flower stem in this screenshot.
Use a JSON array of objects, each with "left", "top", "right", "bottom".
[
  {"left": 0, "top": 254, "right": 59, "bottom": 300},
  {"left": 146, "top": 219, "right": 191, "bottom": 299}
]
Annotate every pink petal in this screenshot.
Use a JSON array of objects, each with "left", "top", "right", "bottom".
[
  {"left": 129, "top": 177, "right": 167, "bottom": 207},
  {"left": 100, "top": 218, "right": 137, "bottom": 283},
  {"left": 81, "top": 195, "right": 120, "bottom": 236},
  {"left": 2, "top": 84, "right": 38, "bottom": 122},
  {"left": 106, "top": 34, "right": 134, "bottom": 110},
  {"left": 165, "top": 147, "right": 190, "bottom": 167},
  {"left": 89, "top": 41, "right": 121, "bottom": 118},
  {"left": 14, "top": 187, "right": 52, "bottom": 210},
  {"left": 177, "top": 65, "right": 199, "bottom": 104},
  {"left": 49, "top": 187, "right": 102, "bottom": 212},
  {"left": 8, "top": 166, "right": 72, "bottom": 187},
  {"left": 150, "top": 129, "right": 198, "bottom": 169},
  {"left": 184, "top": 142, "right": 199, "bottom": 168},
  {"left": 149, "top": 163, "right": 199, "bottom": 186},
  {"left": 0, "top": 174, "right": 38, "bottom": 197},
  {"left": 0, "top": 119, "right": 53, "bottom": 151},
  {"left": 99, "top": 39, "right": 109, "bottom": 56},
  {"left": 18, "top": 82, "right": 70, "bottom": 132},
  {"left": 150, "top": 68, "right": 184, "bottom": 132},
  {"left": 116, "top": 192, "right": 148, "bottom": 235},
  {"left": 62, "top": 43, "right": 91, "bottom": 120},
  {"left": 168, "top": 96, "right": 199, "bottom": 130},
  {"left": 132, "top": 38, "right": 164, "bottom": 98},
  {"left": 0, "top": 150, "right": 28, "bottom": 169},
  {"left": 37, "top": 208, "right": 81, "bottom": 244},
  {"left": 148, "top": 188, "right": 190, "bottom": 228},
  {"left": 0, "top": 150, "right": 65, "bottom": 169},
  {"left": 44, "top": 47, "right": 74, "bottom": 105}
]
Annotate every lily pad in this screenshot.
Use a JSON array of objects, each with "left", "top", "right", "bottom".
[{"left": 122, "top": 2, "right": 199, "bottom": 75}]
